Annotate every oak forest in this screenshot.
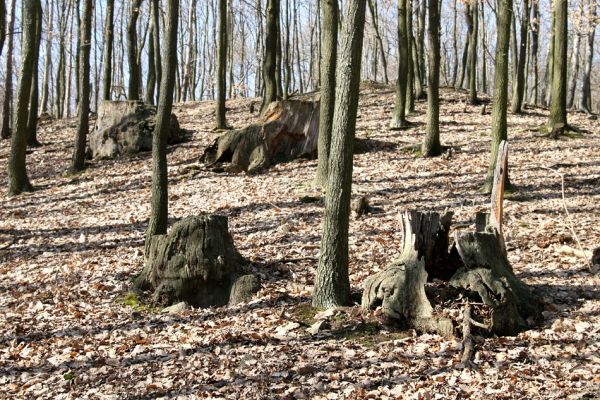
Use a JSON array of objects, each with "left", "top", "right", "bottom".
[{"left": 0, "top": 0, "right": 599, "bottom": 398}]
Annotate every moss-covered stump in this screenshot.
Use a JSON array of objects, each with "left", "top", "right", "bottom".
[
  {"left": 89, "top": 101, "right": 185, "bottom": 159},
  {"left": 201, "top": 98, "right": 320, "bottom": 173},
  {"left": 451, "top": 228, "right": 541, "bottom": 335},
  {"left": 362, "top": 211, "right": 454, "bottom": 336},
  {"left": 134, "top": 215, "right": 260, "bottom": 307}
]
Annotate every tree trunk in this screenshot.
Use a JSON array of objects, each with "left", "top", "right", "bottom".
[
  {"left": 127, "top": 0, "right": 143, "bottom": 101},
  {"left": 1, "top": 0, "right": 16, "bottom": 139},
  {"left": 314, "top": 0, "right": 339, "bottom": 187},
  {"left": 422, "top": 0, "right": 441, "bottom": 157},
  {"left": 451, "top": 0, "right": 458, "bottom": 87},
  {"left": 483, "top": 0, "right": 512, "bottom": 193},
  {"left": 146, "top": 24, "right": 157, "bottom": 104},
  {"left": 406, "top": 0, "right": 415, "bottom": 112},
  {"left": 0, "top": 0, "right": 6, "bottom": 56},
  {"left": 511, "top": 0, "right": 530, "bottom": 113},
  {"left": 312, "top": 0, "right": 367, "bottom": 309},
  {"left": 40, "top": 0, "right": 52, "bottom": 113},
  {"left": 102, "top": 0, "right": 115, "bottom": 101},
  {"left": 367, "top": 0, "right": 389, "bottom": 84},
  {"left": 389, "top": 0, "right": 410, "bottom": 129},
  {"left": 579, "top": 0, "right": 596, "bottom": 113},
  {"left": 27, "top": 0, "right": 43, "bottom": 148},
  {"left": 148, "top": 0, "right": 179, "bottom": 237},
  {"left": 467, "top": 0, "right": 478, "bottom": 104},
  {"left": 70, "top": 0, "right": 92, "bottom": 173},
  {"left": 260, "top": 0, "right": 279, "bottom": 114},
  {"left": 216, "top": 0, "right": 227, "bottom": 128},
  {"left": 529, "top": 0, "right": 539, "bottom": 104},
  {"left": 8, "top": 0, "right": 38, "bottom": 195},
  {"left": 567, "top": 3, "right": 584, "bottom": 109},
  {"left": 546, "top": 0, "right": 568, "bottom": 137}
]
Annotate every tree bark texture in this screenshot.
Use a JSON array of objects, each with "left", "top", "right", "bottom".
[
  {"left": 315, "top": 0, "right": 339, "bottom": 187},
  {"left": 313, "top": 0, "right": 367, "bottom": 309}
]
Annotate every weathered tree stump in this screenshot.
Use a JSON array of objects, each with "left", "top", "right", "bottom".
[
  {"left": 201, "top": 98, "right": 320, "bottom": 173},
  {"left": 134, "top": 215, "right": 260, "bottom": 307},
  {"left": 88, "top": 101, "right": 185, "bottom": 159},
  {"left": 362, "top": 211, "right": 454, "bottom": 336},
  {"left": 450, "top": 228, "right": 540, "bottom": 335},
  {"left": 362, "top": 210, "right": 541, "bottom": 337}
]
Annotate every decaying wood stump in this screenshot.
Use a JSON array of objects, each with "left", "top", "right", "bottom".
[
  {"left": 450, "top": 228, "right": 540, "bottom": 335},
  {"left": 201, "top": 98, "right": 320, "bottom": 173},
  {"left": 134, "top": 215, "right": 260, "bottom": 307},
  {"left": 362, "top": 211, "right": 454, "bottom": 336},
  {"left": 88, "top": 101, "right": 185, "bottom": 159},
  {"left": 362, "top": 211, "right": 540, "bottom": 336}
]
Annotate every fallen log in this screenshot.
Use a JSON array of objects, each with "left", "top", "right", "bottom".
[{"left": 201, "top": 98, "right": 320, "bottom": 173}]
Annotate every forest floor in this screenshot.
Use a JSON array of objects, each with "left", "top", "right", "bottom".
[{"left": 0, "top": 85, "right": 599, "bottom": 399}]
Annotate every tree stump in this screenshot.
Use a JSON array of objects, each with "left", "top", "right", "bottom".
[
  {"left": 201, "top": 98, "right": 320, "bottom": 173},
  {"left": 134, "top": 215, "right": 260, "bottom": 307},
  {"left": 362, "top": 211, "right": 454, "bottom": 336},
  {"left": 88, "top": 101, "right": 185, "bottom": 159},
  {"left": 450, "top": 228, "right": 540, "bottom": 335},
  {"left": 362, "top": 211, "right": 541, "bottom": 337}
]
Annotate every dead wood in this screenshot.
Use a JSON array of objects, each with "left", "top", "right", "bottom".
[
  {"left": 362, "top": 211, "right": 454, "bottom": 336},
  {"left": 201, "top": 98, "right": 320, "bottom": 173},
  {"left": 459, "top": 303, "right": 476, "bottom": 369},
  {"left": 134, "top": 215, "right": 260, "bottom": 307}
]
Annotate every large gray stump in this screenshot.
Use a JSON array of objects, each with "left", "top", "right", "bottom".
[
  {"left": 89, "top": 101, "right": 184, "bottom": 159},
  {"left": 134, "top": 215, "right": 260, "bottom": 307}
]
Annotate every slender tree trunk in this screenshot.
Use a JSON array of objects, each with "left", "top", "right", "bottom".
[
  {"left": 422, "top": 0, "right": 441, "bottom": 157},
  {"left": 148, "top": 0, "right": 179, "bottom": 237},
  {"left": 567, "top": 2, "right": 583, "bottom": 109},
  {"left": 275, "top": 8, "right": 283, "bottom": 97},
  {"left": 146, "top": 24, "right": 157, "bottom": 104},
  {"left": 467, "top": 0, "right": 478, "bottom": 104},
  {"left": 484, "top": 0, "right": 512, "bottom": 193},
  {"left": 529, "top": 0, "right": 539, "bottom": 104},
  {"left": 40, "top": 0, "right": 53, "bottom": 113},
  {"left": 315, "top": 0, "right": 339, "bottom": 187},
  {"left": 70, "top": 0, "right": 92, "bottom": 172},
  {"left": 8, "top": 0, "right": 38, "bottom": 194},
  {"left": 451, "top": 0, "right": 458, "bottom": 87},
  {"left": 367, "top": 0, "right": 389, "bottom": 84},
  {"left": 511, "top": 0, "right": 530, "bottom": 113},
  {"left": 127, "top": 0, "right": 143, "bottom": 100},
  {"left": 216, "top": 0, "right": 227, "bottom": 128},
  {"left": 313, "top": 0, "right": 367, "bottom": 309},
  {"left": 390, "top": 0, "right": 410, "bottom": 129},
  {"left": 481, "top": 1, "right": 488, "bottom": 93},
  {"left": 283, "top": 0, "right": 291, "bottom": 98},
  {"left": 580, "top": 0, "right": 596, "bottom": 113},
  {"left": 1, "top": 0, "right": 16, "bottom": 139},
  {"left": 546, "top": 0, "right": 568, "bottom": 137},
  {"left": 27, "top": 0, "right": 43, "bottom": 147},
  {"left": 261, "top": 0, "right": 279, "bottom": 114},
  {"left": 406, "top": 0, "right": 415, "bottom": 112},
  {"left": 0, "top": 0, "right": 5, "bottom": 56},
  {"left": 544, "top": 2, "right": 555, "bottom": 106},
  {"left": 102, "top": 0, "right": 115, "bottom": 101}
]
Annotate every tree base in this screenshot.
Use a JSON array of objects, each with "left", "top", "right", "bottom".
[
  {"left": 134, "top": 215, "right": 260, "bottom": 307},
  {"left": 362, "top": 211, "right": 540, "bottom": 336}
]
